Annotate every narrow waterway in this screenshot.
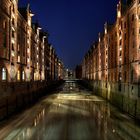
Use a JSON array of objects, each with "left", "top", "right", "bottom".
[{"left": 0, "top": 80, "right": 140, "bottom": 140}]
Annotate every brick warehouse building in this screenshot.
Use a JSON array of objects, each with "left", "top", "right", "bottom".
[
  {"left": 0, "top": 0, "right": 64, "bottom": 95},
  {"left": 82, "top": 0, "right": 140, "bottom": 118}
]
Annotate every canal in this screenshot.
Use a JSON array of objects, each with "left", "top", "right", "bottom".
[{"left": 0, "top": 80, "right": 140, "bottom": 140}]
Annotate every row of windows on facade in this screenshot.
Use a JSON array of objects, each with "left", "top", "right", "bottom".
[{"left": 1, "top": 68, "right": 25, "bottom": 81}]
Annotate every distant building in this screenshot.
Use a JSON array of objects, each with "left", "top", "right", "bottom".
[{"left": 75, "top": 65, "right": 82, "bottom": 79}]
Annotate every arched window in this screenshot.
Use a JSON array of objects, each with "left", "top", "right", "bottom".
[
  {"left": 17, "top": 70, "right": 20, "bottom": 81},
  {"left": 22, "top": 71, "right": 25, "bottom": 81},
  {"left": 2, "top": 68, "right": 6, "bottom": 81}
]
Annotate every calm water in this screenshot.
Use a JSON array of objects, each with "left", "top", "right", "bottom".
[{"left": 0, "top": 80, "right": 140, "bottom": 140}]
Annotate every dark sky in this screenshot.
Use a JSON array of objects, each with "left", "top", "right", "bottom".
[{"left": 19, "top": 0, "right": 119, "bottom": 69}]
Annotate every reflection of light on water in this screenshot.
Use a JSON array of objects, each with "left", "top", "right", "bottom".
[
  {"left": 27, "top": 128, "right": 31, "bottom": 137},
  {"left": 113, "top": 129, "right": 116, "bottom": 133},
  {"left": 23, "top": 131, "right": 25, "bottom": 138},
  {"left": 43, "top": 109, "right": 45, "bottom": 116},
  {"left": 34, "top": 119, "right": 37, "bottom": 126},
  {"left": 33, "top": 108, "right": 46, "bottom": 127},
  {"left": 56, "top": 94, "right": 104, "bottom": 102}
]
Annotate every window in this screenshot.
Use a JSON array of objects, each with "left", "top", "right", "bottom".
[
  {"left": 17, "top": 44, "right": 20, "bottom": 51},
  {"left": 120, "top": 51, "right": 122, "bottom": 56},
  {"left": 12, "top": 43, "right": 14, "bottom": 50},
  {"left": 132, "top": 14, "right": 134, "bottom": 21},
  {"left": 12, "top": 18, "right": 14, "bottom": 26},
  {"left": 131, "top": 70, "right": 133, "bottom": 83},
  {"left": 119, "top": 40, "right": 122, "bottom": 46},
  {"left": 124, "top": 71, "right": 126, "bottom": 82},
  {"left": 3, "top": 21, "right": 6, "bottom": 29},
  {"left": 3, "top": 32, "right": 7, "bottom": 48},
  {"left": 18, "top": 56, "right": 20, "bottom": 63},
  {"left": 12, "top": 5, "right": 15, "bottom": 13},
  {"left": 22, "top": 71, "right": 25, "bottom": 81},
  {"left": 124, "top": 33, "right": 127, "bottom": 40},
  {"left": 119, "top": 84, "right": 121, "bottom": 91},
  {"left": 124, "top": 22, "right": 126, "bottom": 29},
  {"left": 139, "top": 15, "right": 140, "bottom": 20},
  {"left": 2, "top": 68, "right": 6, "bottom": 81},
  {"left": 132, "top": 28, "right": 135, "bottom": 35},
  {"left": 133, "top": 41, "right": 135, "bottom": 48},
  {"left": 12, "top": 30, "right": 14, "bottom": 38},
  {"left": 17, "top": 70, "right": 20, "bottom": 81}
]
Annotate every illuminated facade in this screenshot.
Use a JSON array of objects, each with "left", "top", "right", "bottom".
[
  {"left": 82, "top": 0, "right": 140, "bottom": 98},
  {"left": 0, "top": 0, "right": 63, "bottom": 84}
]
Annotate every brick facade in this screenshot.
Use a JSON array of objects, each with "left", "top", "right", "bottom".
[
  {"left": 82, "top": 0, "right": 140, "bottom": 98},
  {"left": 0, "top": 0, "right": 64, "bottom": 85}
]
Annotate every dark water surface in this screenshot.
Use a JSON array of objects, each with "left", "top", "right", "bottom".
[{"left": 0, "top": 80, "right": 140, "bottom": 140}]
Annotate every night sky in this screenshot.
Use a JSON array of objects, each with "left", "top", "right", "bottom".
[{"left": 19, "top": 0, "right": 119, "bottom": 69}]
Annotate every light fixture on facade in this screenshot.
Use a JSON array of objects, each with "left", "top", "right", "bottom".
[
  {"left": 105, "top": 28, "right": 107, "bottom": 34},
  {"left": 43, "top": 36, "right": 46, "bottom": 39},
  {"left": 118, "top": 11, "right": 121, "bottom": 18},
  {"left": 2, "top": 68, "right": 6, "bottom": 81},
  {"left": 30, "top": 13, "right": 34, "bottom": 17},
  {"left": 38, "top": 27, "right": 42, "bottom": 30}
]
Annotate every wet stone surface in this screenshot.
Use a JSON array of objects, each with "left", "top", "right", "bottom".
[{"left": 0, "top": 80, "right": 140, "bottom": 140}]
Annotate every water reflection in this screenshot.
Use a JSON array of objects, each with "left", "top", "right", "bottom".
[{"left": 0, "top": 81, "right": 140, "bottom": 140}]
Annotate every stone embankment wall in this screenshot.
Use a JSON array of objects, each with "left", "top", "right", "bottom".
[
  {"left": 79, "top": 80, "right": 140, "bottom": 120},
  {"left": 0, "top": 80, "right": 64, "bottom": 120}
]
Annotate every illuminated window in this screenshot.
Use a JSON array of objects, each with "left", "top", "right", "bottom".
[
  {"left": 17, "top": 70, "right": 20, "bottom": 81},
  {"left": 18, "top": 56, "right": 20, "bottom": 63},
  {"left": 22, "top": 71, "right": 25, "bottom": 81},
  {"left": 2, "top": 68, "right": 6, "bottom": 81}
]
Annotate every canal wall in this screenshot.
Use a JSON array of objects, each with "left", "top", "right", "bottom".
[
  {"left": 79, "top": 80, "right": 140, "bottom": 120},
  {"left": 0, "top": 80, "right": 64, "bottom": 121}
]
